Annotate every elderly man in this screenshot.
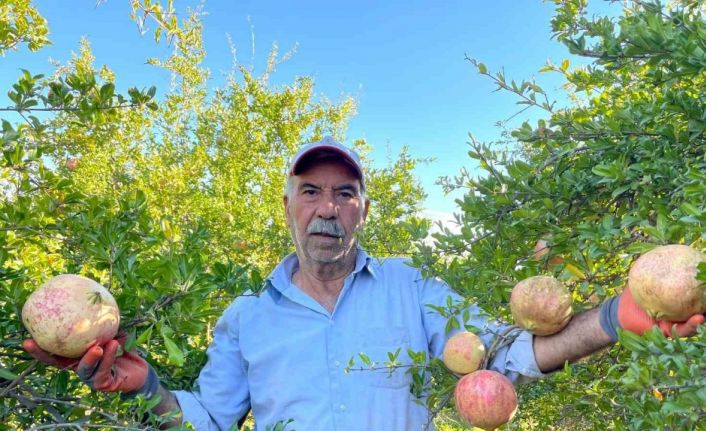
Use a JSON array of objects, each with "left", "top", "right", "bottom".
[{"left": 24, "top": 138, "right": 704, "bottom": 430}]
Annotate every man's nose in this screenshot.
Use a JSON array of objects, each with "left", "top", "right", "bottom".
[{"left": 316, "top": 190, "right": 338, "bottom": 218}]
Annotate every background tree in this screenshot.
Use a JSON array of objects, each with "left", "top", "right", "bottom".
[
  {"left": 0, "top": 0, "right": 48, "bottom": 55},
  {"left": 422, "top": 0, "right": 706, "bottom": 429},
  {"left": 0, "top": 1, "right": 427, "bottom": 429}
]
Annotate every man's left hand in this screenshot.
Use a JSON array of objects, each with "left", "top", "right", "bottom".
[{"left": 617, "top": 287, "right": 705, "bottom": 337}]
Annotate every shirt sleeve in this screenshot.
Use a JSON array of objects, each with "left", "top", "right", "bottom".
[
  {"left": 172, "top": 300, "right": 250, "bottom": 430},
  {"left": 416, "top": 274, "right": 547, "bottom": 384}
]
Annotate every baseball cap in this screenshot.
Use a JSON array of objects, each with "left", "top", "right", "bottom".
[{"left": 288, "top": 137, "right": 365, "bottom": 189}]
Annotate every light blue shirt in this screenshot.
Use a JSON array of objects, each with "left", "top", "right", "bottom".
[{"left": 173, "top": 249, "right": 545, "bottom": 431}]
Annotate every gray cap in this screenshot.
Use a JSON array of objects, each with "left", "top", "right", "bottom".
[{"left": 288, "top": 137, "right": 365, "bottom": 189}]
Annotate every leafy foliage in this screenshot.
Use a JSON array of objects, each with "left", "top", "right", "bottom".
[
  {"left": 4, "top": 0, "right": 706, "bottom": 430},
  {"left": 421, "top": 0, "right": 706, "bottom": 429},
  {"left": 0, "top": 1, "right": 427, "bottom": 429},
  {"left": 0, "top": 0, "right": 49, "bottom": 55}
]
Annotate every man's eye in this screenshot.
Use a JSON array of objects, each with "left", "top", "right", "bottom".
[
  {"left": 302, "top": 189, "right": 318, "bottom": 196},
  {"left": 338, "top": 191, "right": 354, "bottom": 199}
]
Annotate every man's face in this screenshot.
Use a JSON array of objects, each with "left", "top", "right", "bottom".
[{"left": 284, "top": 158, "right": 369, "bottom": 265}]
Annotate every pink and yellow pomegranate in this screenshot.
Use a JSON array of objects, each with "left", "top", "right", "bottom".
[
  {"left": 510, "top": 275, "right": 573, "bottom": 336},
  {"left": 628, "top": 244, "right": 706, "bottom": 321},
  {"left": 22, "top": 274, "right": 120, "bottom": 358},
  {"left": 443, "top": 331, "right": 486, "bottom": 375},
  {"left": 454, "top": 369, "right": 518, "bottom": 430}
]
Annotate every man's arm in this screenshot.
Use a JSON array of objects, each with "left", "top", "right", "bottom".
[
  {"left": 533, "top": 288, "right": 705, "bottom": 373},
  {"left": 533, "top": 307, "right": 611, "bottom": 372},
  {"left": 152, "top": 385, "right": 184, "bottom": 428}
]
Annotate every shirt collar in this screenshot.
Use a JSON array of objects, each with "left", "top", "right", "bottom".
[
  {"left": 353, "top": 246, "right": 376, "bottom": 279},
  {"left": 267, "top": 246, "right": 376, "bottom": 293}
]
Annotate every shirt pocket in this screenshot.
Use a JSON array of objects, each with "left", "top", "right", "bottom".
[{"left": 358, "top": 326, "right": 412, "bottom": 389}]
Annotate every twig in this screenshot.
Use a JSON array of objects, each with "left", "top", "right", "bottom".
[
  {"left": 424, "top": 390, "right": 455, "bottom": 431},
  {"left": 468, "top": 135, "right": 504, "bottom": 186},
  {"left": 25, "top": 390, "right": 120, "bottom": 423},
  {"left": 15, "top": 392, "right": 69, "bottom": 427},
  {"left": 123, "top": 291, "right": 188, "bottom": 328},
  {"left": 28, "top": 423, "right": 149, "bottom": 431},
  {"left": 0, "top": 103, "right": 143, "bottom": 113},
  {"left": 344, "top": 363, "right": 426, "bottom": 373},
  {"left": 0, "top": 360, "right": 37, "bottom": 397},
  {"left": 481, "top": 325, "right": 522, "bottom": 370}
]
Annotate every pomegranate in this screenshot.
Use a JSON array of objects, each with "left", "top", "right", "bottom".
[
  {"left": 66, "top": 158, "right": 78, "bottom": 171},
  {"left": 628, "top": 244, "right": 706, "bottom": 321},
  {"left": 510, "top": 275, "right": 573, "bottom": 336},
  {"left": 454, "top": 369, "right": 518, "bottom": 430},
  {"left": 22, "top": 274, "right": 120, "bottom": 358},
  {"left": 443, "top": 331, "right": 486, "bottom": 375},
  {"left": 532, "top": 238, "right": 564, "bottom": 266}
]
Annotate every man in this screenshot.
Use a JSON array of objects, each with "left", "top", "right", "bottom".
[{"left": 24, "top": 137, "right": 705, "bottom": 430}]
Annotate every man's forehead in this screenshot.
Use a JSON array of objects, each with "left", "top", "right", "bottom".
[
  {"left": 297, "top": 180, "right": 361, "bottom": 190},
  {"left": 294, "top": 176, "right": 362, "bottom": 190}
]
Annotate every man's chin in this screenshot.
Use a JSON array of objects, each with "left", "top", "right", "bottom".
[
  {"left": 305, "top": 242, "right": 353, "bottom": 264},
  {"left": 307, "top": 250, "right": 346, "bottom": 264}
]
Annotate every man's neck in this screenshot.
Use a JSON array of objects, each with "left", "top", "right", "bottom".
[{"left": 292, "top": 249, "right": 358, "bottom": 313}]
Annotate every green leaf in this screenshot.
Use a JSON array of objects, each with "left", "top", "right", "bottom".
[
  {"left": 625, "top": 242, "right": 658, "bottom": 255},
  {"left": 387, "top": 347, "right": 401, "bottom": 363},
  {"left": 680, "top": 202, "right": 702, "bottom": 217},
  {"left": 50, "top": 371, "right": 69, "bottom": 395},
  {"left": 445, "top": 317, "right": 459, "bottom": 335},
  {"left": 618, "top": 330, "right": 647, "bottom": 353},
  {"left": 162, "top": 333, "right": 184, "bottom": 366},
  {"left": 611, "top": 184, "right": 632, "bottom": 199},
  {"left": 99, "top": 83, "right": 115, "bottom": 101},
  {"left": 592, "top": 164, "right": 618, "bottom": 179},
  {"left": 0, "top": 367, "right": 18, "bottom": 381},
  {"left": 124, "top": 328, "right": 137, "bottom": 352}
]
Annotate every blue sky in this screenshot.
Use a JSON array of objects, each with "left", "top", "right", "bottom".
[{"left": 1, "top": 1, "right": 617, "bottom": 216}]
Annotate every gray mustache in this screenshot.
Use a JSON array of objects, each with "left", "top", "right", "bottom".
[{"left": 307, "top": 218, "right": 345, "bottom": 238}]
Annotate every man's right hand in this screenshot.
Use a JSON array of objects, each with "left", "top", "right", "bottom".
[{"left": 23, "top": 336, "right": 158, "bottom": 397}]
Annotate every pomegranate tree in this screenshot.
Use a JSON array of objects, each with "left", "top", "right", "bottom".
[
  {"left": 22, "top": 274, "right": 120, "bottom": 358},
  {"left": 454, "top": 369, "right": 518, "bottom": 430},
  {"left": 443, "top": 331, "right": 486, "bottom": 375},
  {"left": 628, "top": 244, "right": 706, "bottom": 321},
  {"left": 510, "top": 275, "right": 573, "bottom": 336}
]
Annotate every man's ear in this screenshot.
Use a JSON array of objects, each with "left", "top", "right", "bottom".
[{"left": 283, "top": 195, "right": 290, "bottom": 224}]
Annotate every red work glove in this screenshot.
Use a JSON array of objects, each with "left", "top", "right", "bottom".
[
  {"left": 600, "top": 287, "right": 705, "bottom": 340},
  {"left": 22, "top": 335, "right": 159, "bottom": 397},
  {"left": 618, "top": 287, "right": 704, "bottom": 337}
]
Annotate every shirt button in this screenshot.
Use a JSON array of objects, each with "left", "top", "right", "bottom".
[
  {"left": 334, "top": 360, "right": 341, "bottom": 367},
  {"left": 339, "top": 404, "right": 346, "bottom": 411}
]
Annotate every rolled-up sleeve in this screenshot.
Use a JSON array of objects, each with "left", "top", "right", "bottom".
[
  {"left": 417, "top": 275, "right": 547, "bottom": 384},
  {"left": 172, "top": 301, "right": 250, "bottom": 430},
  {"left": 485, "top": 328, "right": 546, "bottom": 384},
  {"left": 172, "top": 391, "right": 220, "bottom": 431}
]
